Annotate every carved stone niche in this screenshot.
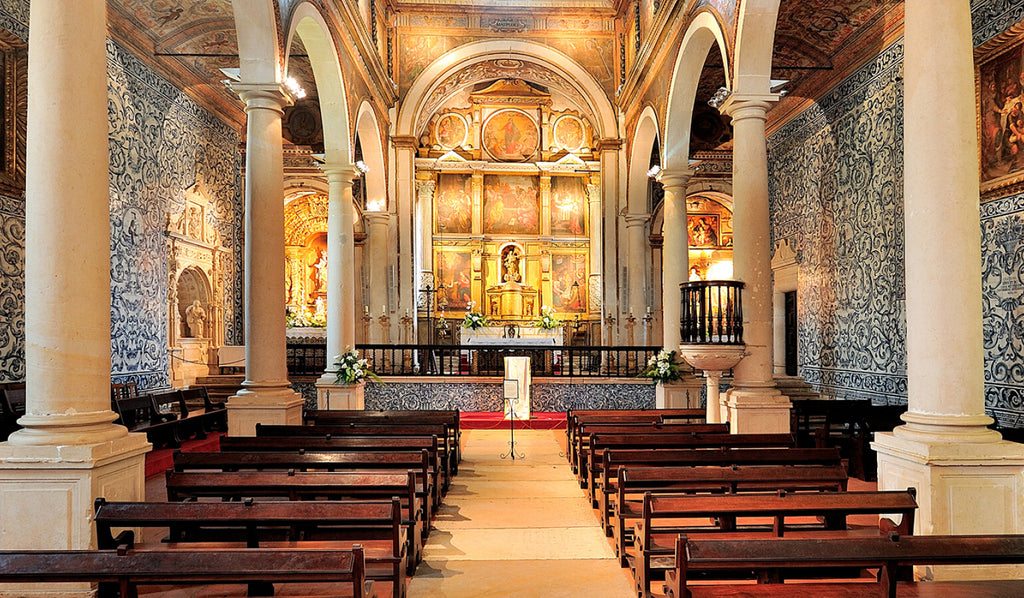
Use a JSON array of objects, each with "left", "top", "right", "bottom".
[{"left": 167, "top": 181, "right": 228, "bottom": 387}]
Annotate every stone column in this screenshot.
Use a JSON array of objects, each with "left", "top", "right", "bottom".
[
  {"left": 365, "top": 211, "right": 391, "bottom": 342},
  {"left": 657, "top": 169, "right": 692, "bottom": 351},
  {"left": 0, "top": 0, "right": 149, "bottom": 561},
  {"left": 587, "top": 177, "right": 603, "bottom": 322},
  {"left": 316, "top": 165, "right": 364, "bottom": 411},
  {"left": 597, "top": 139, "right": 621, "bottom": 343},
  {"left": 624, "top": 212, "right": 650, "bottom": 344},
  {"left": 719, "top": 95, "right": 791, "bottom": 434},
  {"left": 872, "top": 0, "right": 1024, "bottom": 568},
  {"left": 226, "top": 82, "right": 303, "bottom": 435},
  {"left": 539, "top": 174, "right": 552, "bottom": 236}
]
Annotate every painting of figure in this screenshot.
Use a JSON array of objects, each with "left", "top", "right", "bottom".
[
  {"left": 483, "top": 175, "right": 540, "bottom": 235},
  {"left": 554, "top": 116, "right": 585, "bottom": 151},
  {"left": 550, "top": 177, "right": 586, "bottom": 236},
  {"left": 436, "top": 113, "right": 467, "bottom": 149},
  {"left": 979, "top": 41, "right": 1024, "bottom": 191},
  {"left": 551, "top": 253, "right": 587, "bottom": 313},
  {"left": 435, "top": 250, "right": 473, "bottom": 310},
  {"left": 688, "top": 214, "right": 720, "bottom": 248},
  {"left": 435, "top": 174, "right": 472, "bottom": 234},
  {"left": 482, "top": 110, "right": 539, "bottom": 162}
]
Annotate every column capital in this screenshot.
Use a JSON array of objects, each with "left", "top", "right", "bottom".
[
  {"left": 595, "top": 138, "right": 623, "bottom": 152},
  {"left": 656, "top": 168, "right": 696, "bottom": 191},
  {"left": 391, "top": 135, "right": 420, "bottom": 151},
  {"left": 320, "top": 162, "right": 360, "bottom": 183},
  {"left": 719, "top": 93, "right": 778, "bottom": 122},
  {"left": 623, "top": 212, "right": 650, "bottom": 227},
  {"left": 228, "top": 82, "right": 293, "bottom": 114},
  {"left": 364, "top": 210, "right": 391, "bottom": 226}
]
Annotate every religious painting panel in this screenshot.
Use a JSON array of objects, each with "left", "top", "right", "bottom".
[
  {"left": 551, "top": 252, "right": 587, "bottom": 313},
  {"left": 483, "top": 175, "right": 540, "bottom": 235},
  {"left": 978, "top": 29, "right": 1024, "bottom": 198},
  {"left": 434, "top": 173, "right": 473, "bottom": 234},
  {"left": 434, "top": 249, "right": 473, "bottom": 311},
  {"left": 482, "top": 109, "right": 540, "bottom": 162},
  {"left": 435, "top": 112, "right": 468, "bottom": 150},
  {"left": 550, "top": 177, "right": 587, "bottom": 236},
  {"left": 553, "top": 115, "right": 585, "bottom": 152},
  {"left": 688, "top": 213, "right": 720, "bottom": 248}
]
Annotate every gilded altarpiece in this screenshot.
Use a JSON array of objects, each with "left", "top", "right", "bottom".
[
  {"left": 283, "top": 194, "right": 330, "bottom": 317},
  {"left": 166, "top": 182, "right": 228, "bottom": 387}
]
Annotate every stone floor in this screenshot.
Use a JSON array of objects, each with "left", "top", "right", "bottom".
[{"left": 407, "top": 429, "right": 637, "bottom": 597}]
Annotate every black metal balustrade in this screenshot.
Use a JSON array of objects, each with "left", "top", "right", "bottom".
[
  {"left": 680, "top": 280, "right": 744, "bottom": 344},
  {"left": 285, "top": 342, "right": 670, "bottom": 379}
]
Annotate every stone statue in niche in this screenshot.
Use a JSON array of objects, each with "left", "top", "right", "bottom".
[
  {"left": 185, "top": 300, "right": 206, "bottom": 337},
  {"left": 314, "top": 250, "right": 328, "bottom": 291},
  {"left": 502, "top": 246, "right": 522, "bottom": 283}
]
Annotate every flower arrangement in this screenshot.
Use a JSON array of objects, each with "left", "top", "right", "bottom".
[
  {"left": 638, "top": 349, "right": 684, "bottom": 383},
  {"left": 534, "top": 305, "right": 561, "bottom": 330},
  {"left": 333, "top": 348, "right": 383, "bottom": 385},
  {"left": 287, "top": 307, "right": 326, "bottom": 328},
  {"left": 461, "top": 301, "right": 488, "bottom": 330}
]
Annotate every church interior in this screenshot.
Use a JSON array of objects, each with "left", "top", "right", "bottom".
[{"left": 1, "top": 0, "right": 1024, "bottom": 595}]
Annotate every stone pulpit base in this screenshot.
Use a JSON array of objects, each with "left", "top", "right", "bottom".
[
  {"left": 655, "top": 376, "right": 702, "bottom": 409},
  {"left": 226, "top": 388, "right": 304, "bottom": 437},
  {"left": 316, "top": 378, "right": 366, "bottom": 411}
]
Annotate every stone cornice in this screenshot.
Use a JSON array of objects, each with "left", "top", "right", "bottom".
[
  {"left": 314, "top": 0, "right": 397, "bottom": 109},
  {"left": 595, "top": 138, "right": 623, "bottom": 152},
  {"left": 617, "top": 0, "right": 692, "bottom": 109},
  {"left": 391, "top": 135, "right": 420, "bottom": 150}
]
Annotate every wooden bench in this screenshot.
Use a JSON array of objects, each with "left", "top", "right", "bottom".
[
  {"left": 164, "top": 469, "right": 426, "bottom": 570},
  {"left": 0, "top": 545, "right": 374, "bottom": 598},
  {"left": 220, "top": 434, "right": 451, "bottom": 493},
  {"left": 572, "top": 422, "right": 730, "bottom": 484},
  {"left": 181, "top": 386, "right": 227, "bottom": 432},
  {"left": 0, "top": 386, "right": 24, "bottom": 440},
  {"left": 111, "top": 394, "right": 182, "bottom": 449},
  {"left": 791, "top": 399, "right": 905, "bottom": 480},
  {"left": 173, "top": 448, "right": 440, "bottom": 516},
  {"left": 585, "top": 433, "right": 797, "bottom": 505},
  {"left": 306, "top": 409, "right": 461, "bottom": 470},
  {"left": 257, "top": 421, "right": 458, "bottom": 484},
  {"left": 94, "top": 497, "right": 406, "bottom": 596},
  {"left": 632, "top": 489, "right": 918, "bottom": 598},
  {"left": 666, "top": 533, "right": 1024, "bottom": 598},
  {"left": 566, "top": 409, "right": 706, "bottom": 474},
  {"left": 597, "top": 447, "right": 845, "bottom": 536},
  {"left": 611, "top": 464, "right": 850, "bottom": 561}
]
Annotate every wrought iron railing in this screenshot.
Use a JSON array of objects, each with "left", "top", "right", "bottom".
[
  {"left": 680, "top": 280, "right": 744, "bottom": 345},
  {"left": 286, "top": 342, "right": 669, "bottom": 378}
]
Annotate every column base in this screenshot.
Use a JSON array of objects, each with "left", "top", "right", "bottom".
[
  {"left": 0, "top": 432, "right": 151, "bottom": 596},
  {"left": 226, "top": 386, "right": 304, "bottom": 437},
  {"left": 873, "top": 430, "right": 1024, "bottom": 580},
  {"left": 315, "top": 375, "right": 366, "bottom": 411},
  {"left": 656, "top": 376, "right": 702, "bottom": 409},
  {"left": 724, "top": 386, "right": 792, "bottom": 434}
]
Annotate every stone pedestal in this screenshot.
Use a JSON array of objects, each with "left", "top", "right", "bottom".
[
  {"left": 316, "top": 379, "right": 366, "bottom": 410},
  {"left": 0, "top": 434, "right": 150, "bottom": 595},
  {"left": 226, "top": 390, "right": 304, "bottom": 437},
  {"left": 873, "top": 433, "right": 1024, "bottom": 580},
  {"left": 173, "top": 338, "right": 211, "bottom": 388},
  {"left": 723, "top": 387, "right": 792, "bottom": 434},
  {"left": 655, "top": 377, "right": 701, "bottom": 409}
]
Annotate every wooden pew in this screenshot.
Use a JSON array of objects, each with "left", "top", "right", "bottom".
[
  {"left": 307, "top": 409, "right": 461, "bottom": 470},
  {"left": 791, "top": 399, "right": 905, "bottom": 480},
  {"left": 94, "top": 497, "right": 406, "bottom": 597},
  {"left": 257, "top": 421, "right": 458, "bottom": 480},
  {"left": 566, "top": 409, "right": 706, "bottom": 474},
  {"left": 571, "top": 422, "right": 729, "bottom": 484},
  {"left": 610, "top": 464, "right": 850, "bottom": 560},
  {"left": 666, "top": 533, "right": 1024, "bottom": 598},
  {"left": 0, "top": 545, "right": 374, "bottom": 598},
  {"left": 181, "top": 386, "right": 227, "bottom": 432},
  {"left": 164, "top": 469, "right": 426, "bottom": 569},
  {"left": 111, "top": 394, "right": 182, "bottom": 449},
  {"left": 585, "top": 433, "right": 797, "bottom": 505},
  {"left": 631, "top": 489, "right": 918, "bottom": 598},
  {"left": 220, "top": 434, "right": 452, "bottom": 493},
  {"left": 172, "top": 448, "right": 441, "bottom": 515},
  {"left": 0, "top": 386, "right": 24, "bottom": 440},
  {"left": 597, "top": 447, "right": 845, "bottom": 537}
]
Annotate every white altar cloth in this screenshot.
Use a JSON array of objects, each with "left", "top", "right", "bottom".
[{"left": 462, "top": 326, "right": 560, "bottom": 346}]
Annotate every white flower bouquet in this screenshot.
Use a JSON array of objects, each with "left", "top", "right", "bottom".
[
  {"left": 462, "top": 301, "right": 488, "bottom": 330},
  {"left": 638, "top": 349, "right": 683, "bottom": 383},
  {"left": 333, "top": 348, "right": 383, "bottom": 385}
]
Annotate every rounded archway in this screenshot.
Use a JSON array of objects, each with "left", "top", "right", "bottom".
[{"left": 176, "top": 266, "right": 212, "bottom": 339}]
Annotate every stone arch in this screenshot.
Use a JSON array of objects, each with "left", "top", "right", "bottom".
[
  {"left": 732, "top": 0, "right": 781, "bottom": 96},
  {"left": 230, "top": 0, "right": 280, "bottom": 83},
  {"left": 176, "top": 266, "right": 212, "bottom": 339},
  {"left": 663, "top": 11, "right": 731, "bottom": 171},
  {"left": 628, "top": 106, "right": 661, "bottom": 214},
  {"left": 285, "top": 2, "right": 352, "bottom": 165},
  {"left": 354, "top": 101, "right": 386, "bottom": 211},
  {"left": 397, "top": 40, "right": 617, "bottom": 139}
]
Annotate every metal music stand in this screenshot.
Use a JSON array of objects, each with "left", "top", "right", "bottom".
[{"left": 500, "top": 378, "right": 525, "bottom": 460}]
